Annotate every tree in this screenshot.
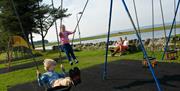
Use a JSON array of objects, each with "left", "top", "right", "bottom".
[
  {"left": 0, "top": 0, "right": 70, "bottom": 51},
  {"left": 0, "top": 0, "right": 38, "bottom": 40},
  {"left": 0, "top": 0, "right": 41, "bottom": 51},
  {"left": 0, "top": 15, "right": 9, "bottom": 52},
  {"left": 0, "top": 31, "right": 10, "bottom": 52},
  {"left": 34, "top": 1, "right": 71, "bottom": 51}
]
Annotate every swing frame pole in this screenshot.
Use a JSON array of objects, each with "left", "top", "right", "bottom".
[
  {"left": 103, "top": 0, "right": 113, "bottom": 80},
  {"left": 51, "top": 0, "right": 63, "bottom": 63},
  {"left": 121, "top": 0, "right": 162, "bottom": 91},
  {"left": 71, "top": 0, "right": 89, "bottom": 46}
]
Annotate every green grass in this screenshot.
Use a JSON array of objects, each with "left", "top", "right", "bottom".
[
  {"left": 0, "top": 53, "right": 7, "bottom": 61},
  {"left": 0, "top": 51, "right": 67, "bottom": 69},
  {"left": 0, "top": 49, "right": 179, "bottom": 91},
  {"left": 176, "top": 34, "right": 180, "bottom": 37}
]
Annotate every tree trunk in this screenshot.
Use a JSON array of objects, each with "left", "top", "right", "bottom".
[
  {"left": 41, "top": 31, "right": 46, "bottom": 52},
  {"left": 37, "top": 0, "right": 46, "bottom": 52},
  {"left": 42, "top": 36, "right": 46, "bottom": 52},
  {"left": 25, "top": 32, "right": 30, "bottom": 43},
  {"left": 30, "top": 32, "right": 35, "bottom": 49},
  {"left": 7, "top": 38, "right": 12, "bottom": 71}
]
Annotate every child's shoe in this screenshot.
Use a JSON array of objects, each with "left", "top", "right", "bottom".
[
  {"left": 74, "top": 59, "right": 79, "bottom": 64},
  {"left": 69, "top": 61, "right": 73, "bottom": 65}
]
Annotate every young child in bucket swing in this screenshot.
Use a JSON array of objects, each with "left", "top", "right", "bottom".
[{"left": 37, "top": 59, "right": 81, "bottom": 88}]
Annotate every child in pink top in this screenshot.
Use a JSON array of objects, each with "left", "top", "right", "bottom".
[
  {"left": 59, "top": 25, "right": 78, "bottom": 65},
  {"left": 60, "top": 31, "right": 74, "bottom": 45}
]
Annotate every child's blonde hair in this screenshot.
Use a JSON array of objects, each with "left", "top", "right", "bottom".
[{"left": 43, "top": 59, "right": 57, "bottom": 71}]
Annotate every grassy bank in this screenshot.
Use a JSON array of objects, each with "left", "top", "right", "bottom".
[
  {"left": 45, "top": 24, "right": 180, "bottom": 46},
  {"left": 0, "top": 49, "right": 179, "bottom": 91},
  {"left": 76, "top": 24, "right": 180, "bottom": 41},
  {"left": 176, "top": 34, "right": 180, "bottom": 37}
]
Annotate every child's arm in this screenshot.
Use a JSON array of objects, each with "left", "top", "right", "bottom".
[
  {"left": 67, "top": 31, "right": 75, "bottom": 35},
  {"left": 36, "top": 70, "right": 41, "bottom": 76},
  {"left": 37, "top": 70, "right": 49, "bottom": 86},
  {"left": 60, "top": 64, "right": 66, "bottom": 73},
  {"left": 59, "top": 64, "right": 67, "bottom": 77},
  {"left": 36, "top": 70, "right": 43, "bottom": 86}
]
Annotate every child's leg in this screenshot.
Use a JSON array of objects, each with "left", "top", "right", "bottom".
[
  {"left": 68, "top": 44, "right": 77, "bottom": 60},
  {"left": 52, "top": 77, "right": 72, "bottom": 87},
  {"left": 63, "top": 44, "right": 72, "bottom": 63}
]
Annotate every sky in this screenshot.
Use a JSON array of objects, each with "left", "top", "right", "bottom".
[{"left": 33, "top": 0, "right": 180, "bottom": 42}]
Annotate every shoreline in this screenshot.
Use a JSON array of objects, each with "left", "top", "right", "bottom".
[
  {"left": 36, "top": 24, "right": 180, "bottom": 47},
  {"left": 73, "top": 24, "right": 180, "bottom": 42}
]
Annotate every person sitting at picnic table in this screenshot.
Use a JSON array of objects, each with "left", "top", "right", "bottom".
[
  {"left": 122, "top": 37, "right": 129, "bottom": 50},
  {"left": 111, "top": 37, "right": 129, "bottom": 56},
  {"left": 114, "top": 37, "right": 123, "bottom": 47}
]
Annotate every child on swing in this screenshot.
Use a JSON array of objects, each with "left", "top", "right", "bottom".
[
  {"left": 59, "top": 25, "right": 79, "bottom": 65},
  {"left": 37, "top": 59, "right": 81, "bottom": 88}
]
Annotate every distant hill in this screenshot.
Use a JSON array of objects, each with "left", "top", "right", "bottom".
[
  {"left": 111, "top": 21, "right": 180, "bottom": 34},
  {"left": 33, "top": 40, "right": 49, "bottom": 45}
]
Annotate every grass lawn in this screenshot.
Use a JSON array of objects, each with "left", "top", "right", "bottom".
[
  {"left": 0, "top": 53, "right": 7, "bottom": 61},
  {"left": 0, "top": 51, "right": 62, "bottom": 69},
  {"left": 0, "top": 49, "right": 179, "bottom": 91},
  {"left": 176, "top": 34, "right": 180, "bottom": 37}
]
